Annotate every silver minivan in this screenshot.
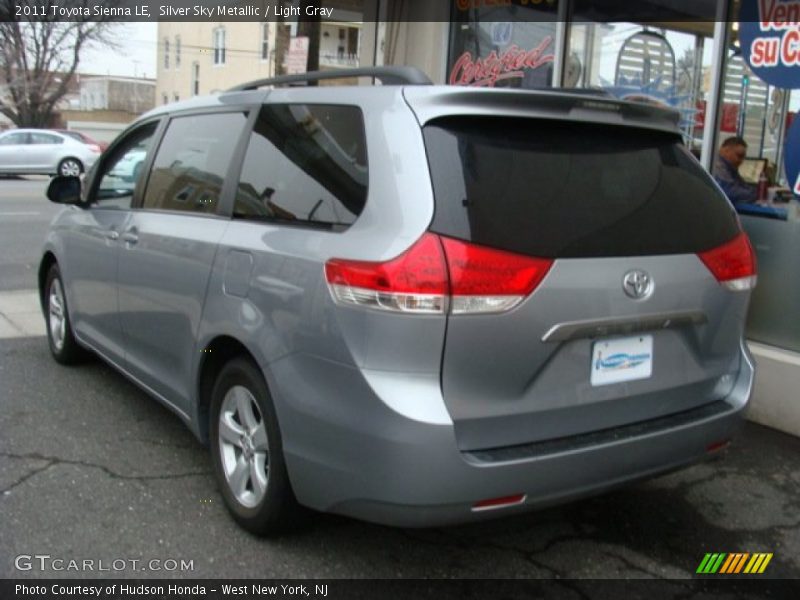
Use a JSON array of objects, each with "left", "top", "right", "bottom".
[{"left": 40, "top": 67, "right": 756, "bottom": 534}]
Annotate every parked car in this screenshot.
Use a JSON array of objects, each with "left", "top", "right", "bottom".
[
  {"left": 56, "top": 129, "right": 109, "bottom": 152},
  {"left": 0, "top": 128, "right": 100, "bottom": 176},
  {"left": 39, "top": 67, "right": 756, "bottom": 535},
  {"left": 107, "top": 147, "right": 146, "bottom": 182}
]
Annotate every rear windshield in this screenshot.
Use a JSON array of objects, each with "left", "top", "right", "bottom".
[{"left": 423, "top": 117, "right": 739, "bottom": 258}]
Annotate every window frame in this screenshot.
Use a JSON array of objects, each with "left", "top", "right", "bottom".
[
  {"left": 213, "top": 27, "right": 226, "bottom": 66},
  {"left": 175, "top": 35, "right": 181, "bottom": 69},
  {"left": 84, "top": 118, "right": 166, "bottom": 211},
  {"left": 132, "top": 107, "right": 257, "bottom": 220},
  {"left": 228, "top": 102, "right": 369, "bottom": 232},
  {"left": 163, "top": 37, "right": 170, "bottom": 69},
  {"left": 260, "top": 23, "right": 270, "bottom": 61},
  {"left": 191, "top": 62, "right": 200, "bottom": 96}
]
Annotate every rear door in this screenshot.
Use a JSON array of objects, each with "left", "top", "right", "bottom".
[
  {"left": 28, "top": 131, "right": 64, "bottom": 171},
  {"left": 423, "top": 116, "right": 750, "bottom": 451},
  {"left": 0, "top": 131, "right": 30, "bottom": 172},
  {"left": 116, "top": 110, "right": 250, "bottom": 414}
]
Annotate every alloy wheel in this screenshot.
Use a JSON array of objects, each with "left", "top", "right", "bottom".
[
  {"left": 48, "top": 277, "right": 66, "bottom": 351},
  {"left": 218, "top": 385, "right": 270, "bottom": 508}
]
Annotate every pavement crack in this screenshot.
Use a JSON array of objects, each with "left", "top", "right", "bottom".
[
  {"left": 1, "top": 459, "right": 56, "bottom": 495},
  {"left": 0, "top": 451, "right": 211, "bottom": 493},
  {"left": 398, "top": 528, "right": 565, "bottom": 579}
]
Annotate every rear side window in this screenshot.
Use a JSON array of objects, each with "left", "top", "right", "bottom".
[
  {"left": 234, "top": 104, "right": 367, "bottom": 229},
  {"left": 424, "top": 117, "right": 740, "bottom": 258},
  {"left": 143, "top": 112, "right": 247, "bottom": 214},
  {"left": 30, "top": 133, "right": 63, "bottom": 144}
]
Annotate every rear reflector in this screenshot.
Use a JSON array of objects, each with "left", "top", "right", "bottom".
[
  {"left": 472, "top": 494, "right": 527, "bottom": 512},
  {"left": 697, "top": 232, "right": 757, "bottom": 291},
  {"left": 706, "top": 440, "right": 730, "bottom": 453},
  {"left": 325, "top": 234, "right": 553, "bottom": 315}
]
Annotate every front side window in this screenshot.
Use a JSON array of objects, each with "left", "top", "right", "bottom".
[
  {"left": 0, "top": 132, "right": 29, "bottom": 145},
  {"left": 214, "top": 28, "right": 226, "bottom": 65},
  {"left": 233, "top": 104, "right": 368, "bottom": 229},
  {"left": 142, "top": 112, "right": 247, "bottom": 214},
  {"left": 94, "top": 122, "right": 158, "bottom": 209}
]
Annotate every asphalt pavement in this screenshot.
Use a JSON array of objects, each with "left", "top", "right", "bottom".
[{"left": 1, "top": 178, "right": 798, "bottom": 584}]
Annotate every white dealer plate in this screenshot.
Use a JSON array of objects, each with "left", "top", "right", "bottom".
[{"left": 590, "top": 335, "right": 653, "bottom": 386}]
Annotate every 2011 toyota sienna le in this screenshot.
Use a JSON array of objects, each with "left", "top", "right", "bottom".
[{"left": 40, "top": 67, "right": 756, "bottom": 535}]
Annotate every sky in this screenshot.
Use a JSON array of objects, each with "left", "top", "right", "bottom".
[{"left": 78, "top": 23, "right": 158, "bottom": 79}]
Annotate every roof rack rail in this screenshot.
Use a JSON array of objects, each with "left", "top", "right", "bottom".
[{"left": 228, "top": 66, "right": 432, "bottom": 92}]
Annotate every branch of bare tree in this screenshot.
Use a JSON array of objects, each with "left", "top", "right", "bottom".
[{"left": 0, "top": 0, "right": 121, "bottom": 127}]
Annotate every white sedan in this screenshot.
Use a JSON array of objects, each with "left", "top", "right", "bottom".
[{"left": 0, "top": 128, "right": 101, "bottom": 177}]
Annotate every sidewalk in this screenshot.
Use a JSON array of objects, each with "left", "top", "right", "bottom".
[{"left": 0, "top": 290, "right": 44, "bottom": 339}]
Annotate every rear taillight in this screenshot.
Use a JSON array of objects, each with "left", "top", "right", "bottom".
[
  {"left": 325, "top": 233, "right": 553, "bottom": 315},
  {"left": 697, "top": 232, "right": 757, "bottom": 291},
  {"left": 440, "top": 237, "right": 554, "bottom": 314},
  {"left": 88, "top": 144, "right": 101, "bottom": 153},
  {"left": 325, "top": 233, "right": 447, "bottom": 314}
]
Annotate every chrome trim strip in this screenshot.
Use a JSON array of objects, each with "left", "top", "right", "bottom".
[{"left": 541, "top": 310, "right": 708, "bottom": 343}]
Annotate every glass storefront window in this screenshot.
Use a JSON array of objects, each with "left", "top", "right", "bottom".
[
  {"left": 779, "top": 90, "right": 799, "bottom": 185},
  {"left": 717, "top": 51, "right": 778, "bottom": 163},
  {"left": 567, "top": 22, "right": 715, "bottom": 154},
  {"left": 716, "top": 19, "right": 796, "bottom": 188},
  {"left": 447, "top": 2, "right": 558, "bottom": 88}
]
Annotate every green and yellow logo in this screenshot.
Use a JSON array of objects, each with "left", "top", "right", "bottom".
[{"left": 696, "top": 552, "right": 773, "bottom": 575}]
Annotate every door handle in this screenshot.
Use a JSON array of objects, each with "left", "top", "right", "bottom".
[
  {"left": 122, "top": 229, "right": 139, "bottom": 245},
  {"left": 105, "top": 230, "right": 119, "bottom": 241}
]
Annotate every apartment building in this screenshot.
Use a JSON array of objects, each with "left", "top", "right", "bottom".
[{"left": 156, "top": 18, "right": 363, "bottom": 103}]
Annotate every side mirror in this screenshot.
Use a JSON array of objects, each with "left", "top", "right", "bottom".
[{"left": 46, "top": 176, "right": 83, "bottom": 205}]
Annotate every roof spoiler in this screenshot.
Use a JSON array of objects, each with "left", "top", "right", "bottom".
[{"left": 228, "top": 66, "right": 433, "bottom": 91}]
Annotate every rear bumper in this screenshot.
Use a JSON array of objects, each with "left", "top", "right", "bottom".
[{"left": 273, "top": 341, "right": 754, "bottom": 528}]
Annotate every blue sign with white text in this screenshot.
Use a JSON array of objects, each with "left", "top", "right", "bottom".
[{"left": 740, "top": 0, "right": 800, "bottom": 89}]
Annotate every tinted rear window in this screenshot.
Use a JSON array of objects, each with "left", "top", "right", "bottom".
[
  {"left": 424, "top": 118, "right": 739, "bottom": 258},
  {"left": 233, "top": 104, "right": 367, "bottom": 229}
]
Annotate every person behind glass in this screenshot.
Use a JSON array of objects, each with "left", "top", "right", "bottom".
[{"left": 712, "top": 136, "right": 757, "bottom": 205}]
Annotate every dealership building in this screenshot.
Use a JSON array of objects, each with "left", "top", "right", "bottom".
[{"left": 157, "top": 0, "right": 800, "bottom": 434}]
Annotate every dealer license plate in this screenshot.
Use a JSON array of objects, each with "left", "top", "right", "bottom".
[{"left": 590, "top": 335, "right": 653, "bottom": 386}]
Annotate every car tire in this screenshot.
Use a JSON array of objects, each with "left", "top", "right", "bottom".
[
  {"left": 57, "top": 158, "right": 83, "bottom": 177},
  {"left": 44, "top": 264, "right": 88, "bottom": 365},
  {"left": 210, "top": 357, "right": 300, "bottom": 535}
]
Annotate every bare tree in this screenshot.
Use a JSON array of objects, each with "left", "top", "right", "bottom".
[{"left": 0, "top": 0, "right": 118, "bottom": 127}]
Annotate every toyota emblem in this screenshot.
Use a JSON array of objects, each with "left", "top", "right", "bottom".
[{"left": 623, "top": 270, "right": 653, "bottom": 300}]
